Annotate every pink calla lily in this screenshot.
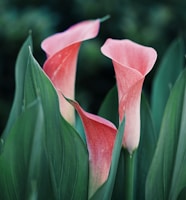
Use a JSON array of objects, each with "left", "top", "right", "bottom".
[
  {"left": 101, "top": 39, "right": 157, "bottom": 153},
  {"left": 41, "top": 19, "right": 100, "bottom": 124},
  {"left": 67, "top": 98, "right": 117, "bottom": 198}
]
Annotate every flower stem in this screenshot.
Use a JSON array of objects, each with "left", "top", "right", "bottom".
[{"left": 123, "top": 149, "right": 135, "bottom": 200}]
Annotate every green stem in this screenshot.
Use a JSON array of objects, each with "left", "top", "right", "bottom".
[{"left": 123, "top": 149, "right": 135, "bottom": 200}]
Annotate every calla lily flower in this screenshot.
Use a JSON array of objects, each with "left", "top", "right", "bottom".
[
  {"left": 101, "top": 39, "right": 157, "bottom": 153},
  {"left": 64, "top": 38, "right": 156, "bottom": 197},
  {"left": 67, "top": 98, "right": 117, "bottom": 199},
  {"left": 41, "top": 19, "right": 100, "bottom": 124}
]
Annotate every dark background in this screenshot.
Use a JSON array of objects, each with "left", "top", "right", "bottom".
[{"left": 1, "top": 0, "right": 186, "bottom": 133}]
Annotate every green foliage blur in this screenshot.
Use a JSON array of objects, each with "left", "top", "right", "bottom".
[{"left": 1, "top": 0, "right": 186, "bottom": 133}]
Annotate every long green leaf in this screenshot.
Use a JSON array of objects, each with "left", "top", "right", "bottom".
[
  {"left": 178, "top": 187, "right": 186, "bottom": 200},
  {"left": 24, "top": 49, "right": 89, "bottom": 199},
  {"left": 111, "top": 148, "right": 125, "bottom": 200},
  {"left": 75, "top": 114, "right": 86, "bottom": 143},
  {"left": 146, "top": 69, "right": 186, "bottom": 200},
  {"left": 0, "top": 99, "right": 54, "bottom": 200},
  {"left": 111, "top": 93, "right": 157, "bottom": 200},
  {"left": 90, "top": 117, "right": 125, "bottom": 200},
  {"left": 134, "top": 93, "right": 157, "bottom": 200},
  {"left": 151, "top": 38, "right": 184, "bottom": 135},
  {"left": 1, "top": 35, "right": 32, "bottom": 141}
]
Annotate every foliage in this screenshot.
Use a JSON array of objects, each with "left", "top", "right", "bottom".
[
  {"left": 0, "top": 17, "right": 186, "bottom": 199},
  {"left": 0, "top": 0, "right": 186, "bottom": 197}
]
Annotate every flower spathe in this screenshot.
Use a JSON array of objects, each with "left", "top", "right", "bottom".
[
  {"left": 67, "top": 98, "right": 117, "bottom": 198},
  {"left": 41, "top": 19, "right": 100, "bottom": 124},
  {"left": 101, "top": 39, "right": 157, "bottom": 153}
]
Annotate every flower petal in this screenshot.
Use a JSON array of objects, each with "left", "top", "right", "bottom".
[
  {"left": 101, "top": 39, "right": 157, "bottom": 101},
  {"left": 101, "top": 39, "right": 157, "bottom": 153},
  {"left": 67, "top": 98, "right": 117, "bottom": 198},
  {"left": 41, "top": 19, "right": 100, "bottom": 57},
  {"left": 41, "top": 19, "right": 100, "bottom": 124}
]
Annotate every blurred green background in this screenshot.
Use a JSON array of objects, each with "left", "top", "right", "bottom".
[{"left": 1, "top": 0, "right": 186, "bottom": 133}]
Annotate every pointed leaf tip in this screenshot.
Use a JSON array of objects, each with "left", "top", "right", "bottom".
[{"left": 99, "top": 15, "right": 111, "bottom": 23}]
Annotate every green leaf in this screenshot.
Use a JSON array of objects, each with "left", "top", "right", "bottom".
[
  {"left": 90, "top": 117, "right": 125, "bottom": 200},
  {"left": 98, "top": 85, "right": 119, "bottom": 127},
  {"left": 178, "top": 187, "right": 186, "bottom": 200},
  {"left": 75, "top": 114, "right": 86, "bottom": 143},
  {"left": 0, "top": 99, "right": 54, "bottom": 200},
  {"left": 1, "top": 35, "right": 32, "bottom": 141},
  {"left": 24, "top": 49, "right": 89, "bottom": 200},
  {"left": 111, "top": 148, "right": 125, "bottom": 200},
  {"left": 111, "top": 93, "right": 157, "bottom": 200},
  {"left": 151, "top": 38, "right": 185, "bottom": 135},
  {"left": 146, "top": 68, "right": 186, "bottom": 200},
  {"left": 134, "top": 93, "right": 157, "bottom": 200}
]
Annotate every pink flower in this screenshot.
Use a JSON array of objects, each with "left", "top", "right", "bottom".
[
  {"left": 67, "top": 98, "right": 117, "bottom": 198},
  {"left": 41, "top": 19, "right": 100, "bottom": 124},
  {"left": 101, "top": 39, "right": 157, "bottom": 153}
]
